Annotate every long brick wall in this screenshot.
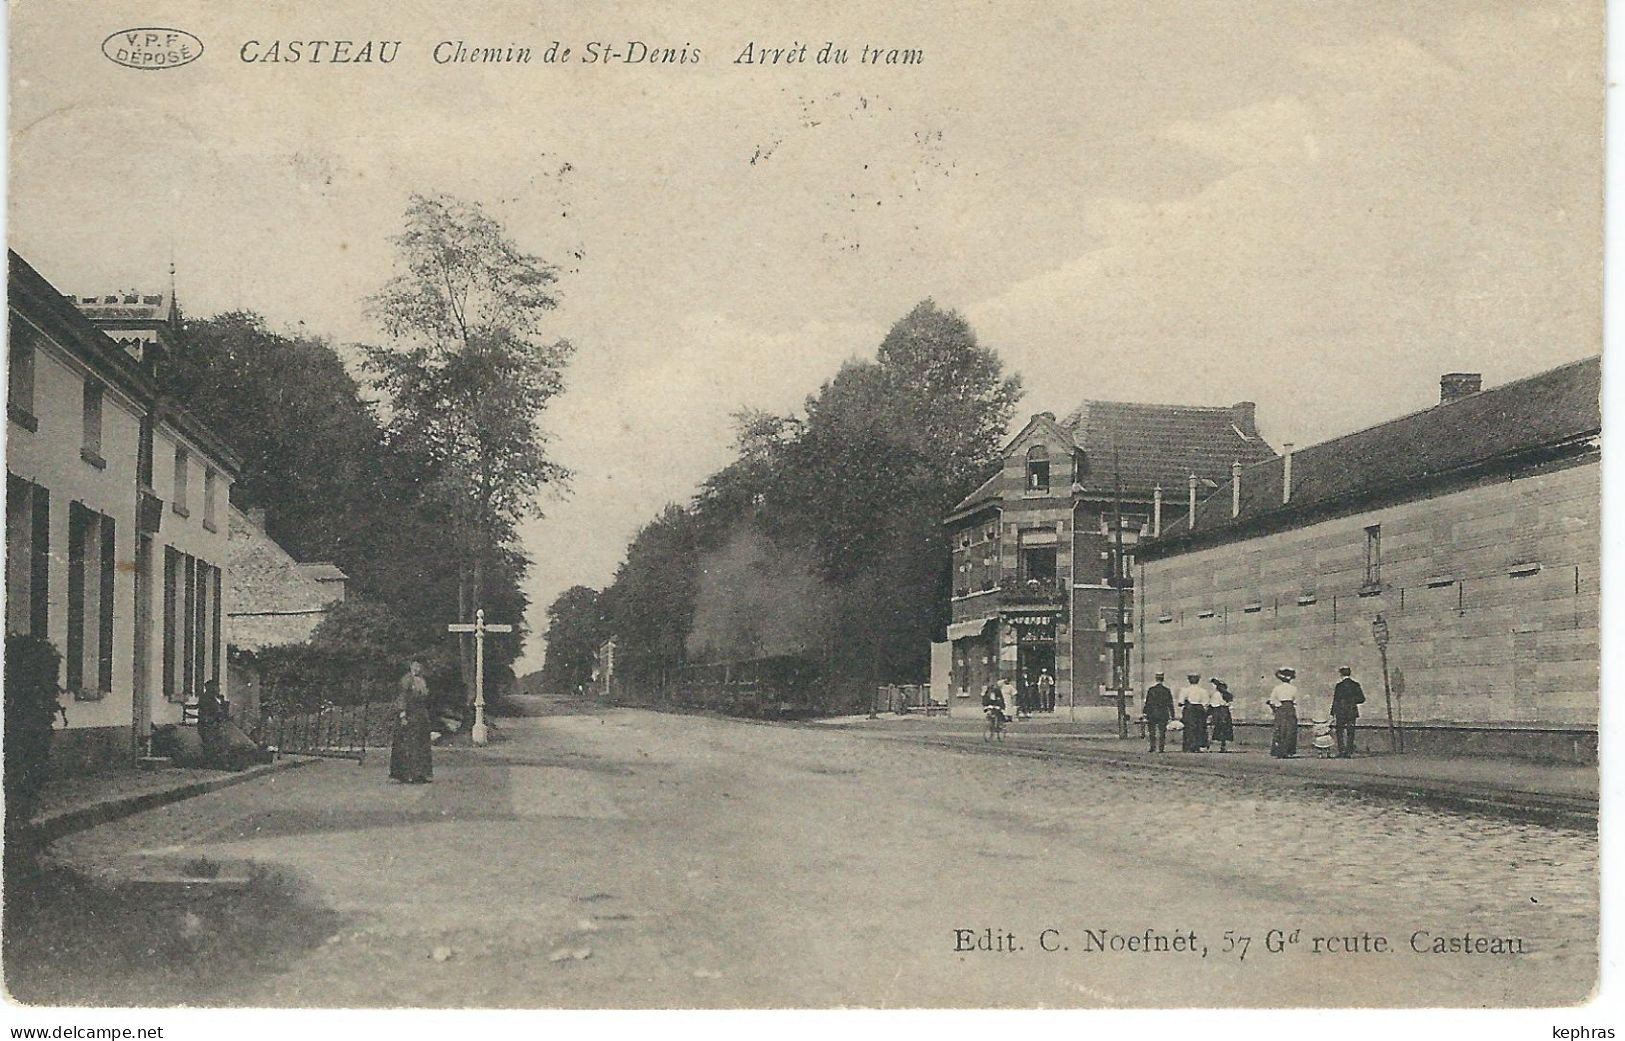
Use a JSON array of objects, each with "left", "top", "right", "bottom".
[{"left": 1138, "top": 458, "right": 1599, "bottom": 757}]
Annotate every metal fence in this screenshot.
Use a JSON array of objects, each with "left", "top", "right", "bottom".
[
  {"left": 874, "top": 683, "right": 943, "bottom": 713},
  {"left": 264, "top": 701, "right": 376, "bottom": 762}
]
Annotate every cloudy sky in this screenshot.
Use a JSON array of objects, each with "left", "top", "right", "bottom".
[{"left": 10, "top": 1, "right": 1602, "bottom": 672}]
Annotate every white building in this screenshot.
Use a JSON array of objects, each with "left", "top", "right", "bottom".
[{"left": 7, "top": 253, "right": 240, "bottom": 772}]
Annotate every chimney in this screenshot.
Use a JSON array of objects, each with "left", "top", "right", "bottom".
[
  {"left": 1439, "top": 372, "right": 1482, "bottom": 404},
  {"left": 1230, "top": 401, "right": 1258, "bottom": 437},
  {"left": 1281, "top": 444, "right": 1294, "bottom": 504},
  {"left": 247, "top": 506, "right": 269, "bottom": 529},
  {"left": 1187, "top": 473, "right": 1198, "bottom": 530},
  {"left": 1152, "top": 485, "right": 1163, "bottom": 537},
  {"left": 1231, "top": 460, "right": 1243, "bottom": 517}
]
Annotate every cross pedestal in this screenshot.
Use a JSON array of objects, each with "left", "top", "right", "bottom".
[{"left": 447, "top": 608, "right": 513, "bottom": 746}]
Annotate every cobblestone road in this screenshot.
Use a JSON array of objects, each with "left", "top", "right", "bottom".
[{"left": 42, "top": 701, "right": 1597, "bottom": 1008}]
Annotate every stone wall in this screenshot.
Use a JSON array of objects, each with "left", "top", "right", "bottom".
[{"left": 1138, "top": 458, "right": 1599, "bottom": 758}]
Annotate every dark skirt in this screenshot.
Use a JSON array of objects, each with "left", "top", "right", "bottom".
[
  {"left": 1270, "top": 702, "right": 1299, "bottom": 758},
  {"left": 1180, "top": 703, "right": 1207, "bottom": 751},
  {"left": 390, "top": 708, "right": 433, "bottom": 782},
  {"left": 1209, "top": 704, "right": 1234, "bottom": 743}
]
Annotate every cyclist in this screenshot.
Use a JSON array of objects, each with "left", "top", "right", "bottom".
[{"left": 981, "top": 682, "right": 1009, "bottom": 738}]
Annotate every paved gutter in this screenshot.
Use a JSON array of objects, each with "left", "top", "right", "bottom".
[
  {"left": 826, "top": 729, "right": 1599, "bottom": 829},
  {"left": 29, "top": 756, "right": 318, "bottom": 844}
]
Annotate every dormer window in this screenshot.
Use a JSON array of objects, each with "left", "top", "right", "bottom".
[{"left": 1026, "top": 445, "right": 1050, "bottom": 493}]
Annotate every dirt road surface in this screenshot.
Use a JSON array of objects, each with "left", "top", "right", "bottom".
[{"left": 38, "top": 696, "right": 1597, "bottom": 1008}]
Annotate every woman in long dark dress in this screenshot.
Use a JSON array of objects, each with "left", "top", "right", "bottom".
[
  {"left": 1178, "top": 673, "right": 1207, "bottom": 752},
  {"left": 390, "top": 660, "right": 433, "bottom": 783},
  {"left": 1208, "top": 678, "right": 1235, "bottom": 752}
]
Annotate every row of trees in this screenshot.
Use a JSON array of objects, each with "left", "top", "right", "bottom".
[
  {"left": 171, "top": 194, "right": 572, "bottom": 701},
  {"left": 540, "top": 301, "right": 1021, "bottom": 713}
]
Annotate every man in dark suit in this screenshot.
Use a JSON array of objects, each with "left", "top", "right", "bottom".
[
  {"left": 1143, "top": 672, "right": 1175, "bottom": 753},
  {"left": 1331, "top": 666, "right": 1365, "bottom": 758}
]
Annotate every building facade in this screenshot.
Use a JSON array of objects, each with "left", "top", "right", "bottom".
[
  {"left": 943, "top": 400, "right": 1276, "bottom": 718},
  {"left": 1137, "top": 361, "right": 1600, "bottom": 762},
  {"left": 6, "top": 253, "right": 240, "bottom": 772}
]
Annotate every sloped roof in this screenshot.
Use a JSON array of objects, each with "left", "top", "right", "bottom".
[
  {"left": 949, "top": 470, "right": 1002, "bottom": 515},
  {"left": 1064, "top": 399, "right": 1276, "bottom": 495},
  {"left": 949, "top": 398, "right": 1276, "bottom": 516},
  {"left": 1152, "top": 356, "right": 1602, "bottom": 552},
  {"left": 8, "top": 251, "right": 242, "bottom": 474},
  {"left": 298, "top": 562, "right": 349, "bottom": 583}
]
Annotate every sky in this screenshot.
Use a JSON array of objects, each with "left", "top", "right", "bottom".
[{"left": 8, "top": 1, "right": 1603, "bottom": 674}]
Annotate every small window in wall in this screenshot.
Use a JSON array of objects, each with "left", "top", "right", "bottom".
[
  {"left": 1364, "top": 524, "right": 1382, "bottom": 586},
  {"left": 173, "top": 446, "right": 190, "bottom": 516},
  {"left": 81, "top": 381, "right": 105, "bottom": 466},
  {"left": 1026, "top": 445, "right": 1050, "bottom": 492},
  {"left": 203, "top": 469, "right": 218, "bottom": 530}
]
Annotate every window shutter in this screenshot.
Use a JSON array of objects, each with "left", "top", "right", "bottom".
[
  {"left": 98, "top": 516, "right": 116, "bottom": 692},
  {"left": 66, "top": 503, "right": 86, "bottom": 691},
  {"left": 30, "top": 485, "right": 49, "bottom": 637}
]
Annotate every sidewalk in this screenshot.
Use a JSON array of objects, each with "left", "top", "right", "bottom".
[
  {"left": 29, "top": 756, "right": 315, "bottom": 843},
  {"left": 817, "top": 712, "right": 1598, "bottom": 826}
]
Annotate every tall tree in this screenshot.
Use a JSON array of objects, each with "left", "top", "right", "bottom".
[
  {"left": 599, "top": 299, "right": 1022, "bottom": 713},
  {"left": 165, "top": 312, "right": 380, "bottom": 563},
  {"left": 364, "top": 193, "right": 574, "bottom": 690},
  {"left": 538, "top": 585, "right": 604, "bottom": 694},
  {"left": 599, "top": 506, "right": 701, "bottom": 694}
]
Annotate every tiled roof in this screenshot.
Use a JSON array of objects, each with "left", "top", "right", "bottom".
[
  {"left": 948, "top": 398, "right": 1276, "bottom": 515},
  {"left": 1153, "top": 356, "right": 1602, "bottom": 550},
  {"left": 949, "top": 470, "right": 1002, "bottom": 514},
  {"left": 1064, "top": 399, "right": 1276, "bottom": 495},
  {"left": 298, "top": 562, "right": 349, "bottom": 582}
]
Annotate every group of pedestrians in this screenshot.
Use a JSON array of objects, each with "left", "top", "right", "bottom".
[
  {"left": 978, "top": 668, "right": 1059, "bottom": 722},
  {"left": 1141, "top": 672, "right": 1234, "bottom": 753},
  {"left": 1141, "top": 665, "right": 1365, "bottom": 758}
]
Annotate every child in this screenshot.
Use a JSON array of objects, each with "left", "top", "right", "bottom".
[{"left": 1311, "top": 715, "right": 1335, "bottom": 758}]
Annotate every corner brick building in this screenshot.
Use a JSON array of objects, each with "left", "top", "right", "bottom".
[
  {"left": 943, "top": 399, "right": 1276, "bottom": 718},
  {"left": 1138, "top": 359, "right": 1600, "bottom": 762}
]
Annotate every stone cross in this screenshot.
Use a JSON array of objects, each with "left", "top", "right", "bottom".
[{"left": 447, "top": 608, "right": 513, "bottom": 746}]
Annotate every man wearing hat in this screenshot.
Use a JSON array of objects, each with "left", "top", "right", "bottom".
[
  {"left": 1330, "top": 666, "right": 1366, "bottom": 758},
  {"left": 1266, "top": 667, "right": 1299, "bottom": 758},
  {"left": 1178, "top": 672, "right": 1208, "bottom": 752},
  {"left": 1142, "top": 672, "right": 1174, "bottom": 753}
]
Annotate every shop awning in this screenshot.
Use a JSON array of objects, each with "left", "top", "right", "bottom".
[{"left": 946, "top": 617, "right": 995, "bottom": 642}]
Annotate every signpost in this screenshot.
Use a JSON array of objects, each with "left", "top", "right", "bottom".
[
  {"left": 448, "top": 608, "right": 513, "bottom": 746},
  {"left": 1372, "top": 613, "right": 1400, "bottom": 753}
]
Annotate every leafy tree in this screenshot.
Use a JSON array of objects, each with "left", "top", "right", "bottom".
[
  {"left": 165, "top": 312, "right": 380, "bottom": 564},
  {"left": 364, "top": 193, "right": 574, "bottom": 688},
  {"left": 172, "top": 309, "right": 530, "bottom": 694},
  {"left": 874, "top": 299, "right": 1023, "bottom": 493},
  {"left": 538, "top": 585, "right": 604, "bottom": 694},
  {"left": 600, "top": 299, "right": 1021, "bottom": 714},
  {"left": 599, "top": 506, "right": 702, "bottom": 694}
]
